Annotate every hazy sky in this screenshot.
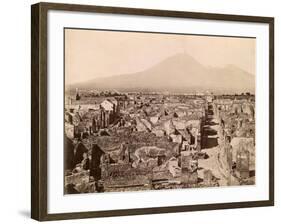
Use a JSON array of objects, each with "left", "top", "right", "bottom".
[{"left": 65, "top": 29, "right": 255, "bottom": 85}]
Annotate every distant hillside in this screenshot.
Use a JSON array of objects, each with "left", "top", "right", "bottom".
[{"left": 69, "top": 53, "right": 255, "bottom": 94}]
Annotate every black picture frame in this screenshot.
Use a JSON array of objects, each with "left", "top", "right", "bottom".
[{"left": 31, "top": 2, "right": 274, "bottom": 221}]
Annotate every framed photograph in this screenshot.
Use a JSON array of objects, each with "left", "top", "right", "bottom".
[{"left": 31, "top": 2, "right": 274, "bottom": 221}]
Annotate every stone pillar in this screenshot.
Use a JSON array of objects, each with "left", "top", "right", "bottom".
[
  {"left": 92, "top": 118, "right": 96, "bottom": 132},
  {"left": 225, "top": 143, "right": 233, "bottom": 185},
  {"left": 236, "top": 145, "right": 250, "bottom": 179},
  {"left": 100, "top": 110, "right": 105, "bottom": 128},
  {"left": 90, "top": 144, "right": 104, "bottom": 181},
  {"left": 100, "top": 154, "right": 110, "bottom": 180},
  {"left": 181, "top": 153, "right": 198, "bottom": 185},
  {"left": 203, "top": 169, "right": 213, "bottom": 186}
]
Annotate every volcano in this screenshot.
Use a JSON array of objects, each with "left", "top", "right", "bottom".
[{"left": 69, "top": 53, "right": 255, "bottom": 94}]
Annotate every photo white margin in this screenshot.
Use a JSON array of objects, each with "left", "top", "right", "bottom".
[{"left": 47, "top": 10, "right": 269, "bottom": 214}]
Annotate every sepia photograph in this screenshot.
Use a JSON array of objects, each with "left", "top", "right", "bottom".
[{"left": 63, "top": 28, "right": 256, "bottom": 194}]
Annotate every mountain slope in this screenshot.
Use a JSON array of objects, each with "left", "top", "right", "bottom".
[{"left": 70, "top": 53, "right": 254, "bottom": 93}]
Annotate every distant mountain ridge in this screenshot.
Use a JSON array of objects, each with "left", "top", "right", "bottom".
[{"left": 69, "top": 53, "right": 255, "bottom": 94}]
